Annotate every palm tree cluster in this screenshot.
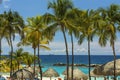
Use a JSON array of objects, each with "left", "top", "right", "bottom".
[
  {"left": 0, "top": 0, "right": 120, "bottom": 80},
  {"left": 1, "top": 48, "right": 36, "bottom": 72}
]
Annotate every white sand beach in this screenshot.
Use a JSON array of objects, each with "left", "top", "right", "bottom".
[{"left": 1, "top": 73, "right": 120, "bottom": 80}]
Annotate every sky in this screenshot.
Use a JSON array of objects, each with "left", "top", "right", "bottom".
[{"left": 0, "top": 0, "right": 120, "bottom": 55}]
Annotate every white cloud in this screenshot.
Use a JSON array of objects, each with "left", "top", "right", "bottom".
[
  {"left": 76, "top": 48, "right": 87, "bottom": 52},
  {"left": 48, "top": 42, "right": 65, "bottom": 49},
  {"left": 52, "top": 49, "right": 66, "bottom": 53},
  {"left": 1, "top": 37, "right": 120, "bottom": 55}
]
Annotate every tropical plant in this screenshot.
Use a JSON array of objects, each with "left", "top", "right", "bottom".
[
  {"left": 43, "top": 0, "right": 73, "bottom": 79},
  {"left": 22, "top": 16, "right": 50, "bottom": 79},
  {"left": 97, "top": 4, "right": 120, "bottom": 80},
  {"left": 64, "top": 8, "right": 83, "bottom": 80},
  {"left": 1, "top": 10, "right": 24, "bottom": 77},
  {"left": 77, "top": 10, "right": 99, "bottom": 80},
  {"left": 12, "top": 48, "right": 25, "bottom": 70},
  {"left": 0, "top": 13, "right": 8, "bottom": 62},
  {"left": 6, "top": 55, "right": 18, "bottom": 73},
  {"left": 22, "top": 52, "right": 35, "bottom": 67}
]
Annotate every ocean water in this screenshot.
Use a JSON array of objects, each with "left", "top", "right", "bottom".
[
  {"left": 2, "top": 55, "right": 120, "bottom": 76},
  {"left": 40, "top": 55, "right": 120, "bottom": 65},
  {"left": 40, "top": 55, "right": 120, "bottom": 74}
]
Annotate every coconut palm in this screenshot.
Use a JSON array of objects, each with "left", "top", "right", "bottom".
[
  {"left": 28, "top": 16, "right": 51, "bottom": 80},
  {"left": 2, "top": 10, "right": 24, "bottom": 77},
  {"left": 98, "top": 4, "right": 120, "bottom": 80},
  {"left": 43, "top": 0, "right": 73, "bottom": 79},
  {"left": 23, "top": 26, "right": 39, "bottom": 78},
  {"left": 0, "top": 13, "right": 9, "bottom": 61},
  {"left": 23, "top": 16, "right": 50, "bottom": 79},
  {"left": 37, "top": 38, "right": 50, "bottom": 80},
  {"left": 22, "top": 52, "right": 35, "bottom": 67},
  {"left": 77, "top": 10, "right": 99, "bottom": 80},
  {"left": 6, "top": 55, "right": 18, "bottom": 73},
  {"left": 64, "top": 8, "right": 84, "bottom": 80},
  {"left": 12, "top": 48, "right": 25, "bottom": 70}
]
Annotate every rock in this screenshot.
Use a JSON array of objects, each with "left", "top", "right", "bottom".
[{"left": 53, "top": 63, "right": 101, "bottom": 67}]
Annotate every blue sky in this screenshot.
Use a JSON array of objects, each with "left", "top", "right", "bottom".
[{"left": 0, "top": 0, "right": 120, "bottom": 55}]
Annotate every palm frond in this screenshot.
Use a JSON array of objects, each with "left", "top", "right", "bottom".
[
  {"left": 78, "top": 34, "right": 86, "bottom": 45},
  {"left": 39, "top": 45, "right": 50, "bottom": 50},
  {"left": 98, "top": 33, "right": 108, "bottom": 47},
  {"left": 42, "top": 13, "right": 56, "bottom": 24}
]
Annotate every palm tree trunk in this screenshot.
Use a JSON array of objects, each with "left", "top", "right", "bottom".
[
  {"left": 10, "top": 35, "right": 13, "bottom": 78},
  {"left": 112, "top": 41, "right": 116, "bottom": 80},
  {"left": 17, "top": 61, "right": 19, "bottom": 70},
  {"left": 62, "top": 27, "right": 69, "bottom": 80},
  {"left": 33, "top": 48, "right": 36, "bottom": 78},
  {"left": 88, "top": 36, "right": 91, "bottom": 80},
  {"left": 18, "top": 61, "right": 20, "bottom": 70},
  {"left": 0, "top": 38, "right": 2, "bottom": 73},
  {"left": 38, "top": 44, "right": 43, "bottom": 80},
  {"left": 71, "top": 34, "right": 74, "bottom": 80},
  {"left": 0, "top": 38, "right": 1, "bottom": 55}
]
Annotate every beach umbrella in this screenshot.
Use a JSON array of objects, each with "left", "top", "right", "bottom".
[
  {"left": 93, "top": 59, "right": 120, "bottom": 76},
  {"left": 24, "top": 66, "right": 40, "bottom": 74},
  {"left": 12, "top": 69, "right": 34, "bottom": 80},
  {"left": 90, "top": 70, "right": 105, "bottom": 80},
  {"left": 24, "top": 67, "right": 34, "bottom": 73},
  {"left": 43, "top": 68, "right": 59, "bottom": 80},
  {"left": 63, "top": 67, "right": 88, "bottom": 80}
]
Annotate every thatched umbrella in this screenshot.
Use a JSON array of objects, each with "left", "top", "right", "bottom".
[
  {"left": 90, "top": 70, "right": 105, "bottom": 80},
  {"left": 63, "top": 67, "right": 88, "bottom": 80},
  {"left": 24, "top": 67, "right": 33, "bottom": 73},
  {"left": 24, "top": 66, "right": 40, "bottom": 75},
  {"left": 43, "top": 68, "right": 59, "bottom": 80},
  {"left": 93, "top": 59, "right": 120, "bottom": 76},
  {"left": 12, "top": 69, "right": 34, "bottom": 80}
]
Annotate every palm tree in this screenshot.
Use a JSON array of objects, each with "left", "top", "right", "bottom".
[
  {"left": 22, "top": 52, "right": 35, "bottom": 67},
  {"left": 77, "top": 10, "right": 99, "bottom": 80},
  {"left": 12, "top": 48, "right": 25, "bottom": 70},
  {"left": 23, "top": 24, "right": 39, "bottom": 78},
  {"left": 98, "top": 5, "right": 120, "bottom": 80},
  {"left": 64, "top": 8, "right": 82, "bottom": 80},
  {"left": 23, "top": 52, "right": 36, "bottom": 67},
  {"left": 43, "top": 0, "right": 73, "bottom": 79},
  {"left": 37, "top": 38, "right": 50, "bottom": 80},
  {"left": 6, "top": 53, "right": 18, "bottom": 73},
  {"left": 23, "top": 16, "right": 50, "bottom": 79},
  {"left": 2, "top": 10, "right": 24, "bottom": 77},
  {"left": 0, "top": 13, "right": 8, "bottom": 62}
]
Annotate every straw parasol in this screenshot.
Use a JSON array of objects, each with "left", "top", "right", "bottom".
[
  {"left": 12, "top": 69, "right": 34, "bottom": 80},
  {"left": 63, "top": 67, "right": 88, "bottom": 80},
  {"left": 90, "top": 70, "right": 105, "bottom": 80},
  {"left": 43, "top": 68, "right": 59, "bottom": 80},
  {"left": 93, "top": 59, "right": 120, "bottom": 76},
  {"left": 24, "top": 66, "right": 40, "bottom": 74},
  {"left": 24, "top": 67, "right": 34, "bottom": 73}
]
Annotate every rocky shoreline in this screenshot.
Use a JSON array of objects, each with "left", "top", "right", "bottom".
[{"left": 53, "top": 63, "right": 101, "bottom": 67}]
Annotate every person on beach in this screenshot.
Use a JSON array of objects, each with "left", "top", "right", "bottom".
[{"left": 58, "top": 78, "right": 62, "bottom": 80}]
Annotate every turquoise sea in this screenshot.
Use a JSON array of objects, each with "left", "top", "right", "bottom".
[
  {"left": 1, "top": 55, "right": 120, "bottom": 80},
  {"left": 40, "top": 55, "right": 120, "bottom": 74},
  {"left": 3, "top": 55, "right": 120, "bottom": 74}
]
